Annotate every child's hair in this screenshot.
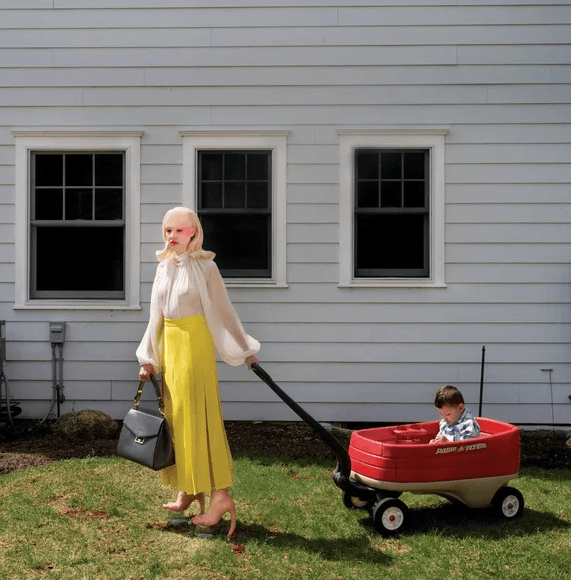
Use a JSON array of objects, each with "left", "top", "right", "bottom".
[
  {"left": 434, "top": 385, "right": 465, "bottom": 408},
  {"left": 156, "top": 206, "right": 206, "bottom": 261}
]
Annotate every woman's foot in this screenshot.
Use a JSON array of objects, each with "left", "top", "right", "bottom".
[
  {"left": 162, "top": 491, "right": 205, "bottom": 514},
  {"left": 192, "top": 489, "right": 236, "bottom": 537}
]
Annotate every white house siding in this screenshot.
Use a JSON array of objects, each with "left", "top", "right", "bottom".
[{"left": 0, "top": 1, "right": 570, "bottom": 426}]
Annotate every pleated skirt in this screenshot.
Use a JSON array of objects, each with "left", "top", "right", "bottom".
[{"left": 160, "top": 315, "right": 234, "bottom": 495}]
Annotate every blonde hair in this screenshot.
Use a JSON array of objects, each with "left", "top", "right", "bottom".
[{"left": 156, "top": 207, "right": 207, "bottom": 261}]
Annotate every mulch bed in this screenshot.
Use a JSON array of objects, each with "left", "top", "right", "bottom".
[{"left": 0, "top": 420, "right": 569, "bottom": 475}]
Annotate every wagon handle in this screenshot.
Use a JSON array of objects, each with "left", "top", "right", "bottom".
[{"left": 251, "top": 363, "right": 352, "bottom": 479}]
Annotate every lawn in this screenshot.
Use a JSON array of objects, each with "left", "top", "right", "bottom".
[{"left": 0, "top": 452, "right": 570, "bottom": 580}]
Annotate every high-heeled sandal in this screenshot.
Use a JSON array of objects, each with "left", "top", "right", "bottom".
[
  {"left": 192, "top": 497, "right": 236, "bottom": 537},
  {"left": 162, "top": 492, "right": 205, "bottom": 514}
]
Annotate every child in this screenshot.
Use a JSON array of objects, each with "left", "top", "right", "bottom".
[{"left": 430, "top": 385, "right": 481, "bottom": 444}]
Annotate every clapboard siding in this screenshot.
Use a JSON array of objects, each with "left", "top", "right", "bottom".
[
  {"left": 145, "top": 66, "right": 552, "bottom": 87},
  {"left": 1, "top": 2, "right": 570, "bottom": 425},
  {"left": 5, "top": 6, "right": 568, "bottom": 28},
  {"left": 11, "top": 341, "right": 571, "bottom": 364},
  {"left": 449, "top": 184, "right": 571, "bottom": 204},
  {"left": 447, "top": 244, "right": 571, "bottom": 263}
]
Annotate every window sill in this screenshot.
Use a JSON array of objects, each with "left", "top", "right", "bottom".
[
  {"left": 224, "top": 281, "right": 289, "bottom": 289},
  {"left": 14, "top": 301, "right": 142, "bottom": 311},
  {"left": 339, "top": 280, "right": 447, "bottom": 289}
]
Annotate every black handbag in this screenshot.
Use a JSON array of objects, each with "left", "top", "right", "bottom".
[{"left": 117, "top": 376, "right": 175, "bottom": 470}]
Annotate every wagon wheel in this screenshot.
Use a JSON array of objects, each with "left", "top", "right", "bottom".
[
  {"left": 372, "top": 498, "right": 409, "bottom": 537},
  {"left": 342, "top": 491, "right": 374, "bottom": 511},
  {"left": 491, "top": 487, "right": 524, "bottom": 519}
]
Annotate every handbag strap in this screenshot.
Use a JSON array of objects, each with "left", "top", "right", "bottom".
[{"left": 132, "top": 376, "right": 166, "bottom": 417}]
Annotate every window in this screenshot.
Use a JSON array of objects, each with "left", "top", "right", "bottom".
[
  {"left": 181, "top": 131, "right": 288, "bottom": 287},
  {"left": 14, "top": 132, "right": 142, "bottom": 309},
  {"left": 339, "top": 129, "right": 447, "bottom": 288},
  {"left": 354, "top": 149, "right": 429, "bottom": 278},
  {"left": 197, "top": 150, "right": 271, "bottom": 278},
  {"left": 31, "top": 152, "right": 125, "bottom": 299}
]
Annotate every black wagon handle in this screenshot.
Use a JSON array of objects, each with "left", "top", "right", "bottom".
[{"left": 250, "top": 363, "right": 352, "bottom": 478}]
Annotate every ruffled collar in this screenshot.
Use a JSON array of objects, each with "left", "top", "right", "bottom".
[{"left": 167, "top": 249, "right": 216, "bottom": 265}]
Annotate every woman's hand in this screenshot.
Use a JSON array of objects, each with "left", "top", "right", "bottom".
[
  {"left": 245, "top": 355, "right": 259, "bottom": 370},
  {"left": 139, "top": 364, "right": 155, "bottom": 382}
]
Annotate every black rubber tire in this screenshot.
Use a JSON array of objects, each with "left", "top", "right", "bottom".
[
  {"left": 491, "top": 487, "right": 524, "bottom": 519},
  {"left": 372, "top": 498, "right": 409, "bottom": 536}
]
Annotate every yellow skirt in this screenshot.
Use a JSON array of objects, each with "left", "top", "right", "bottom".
[{"left": 160, "top": 315, "right": 234, "bottom": 495}]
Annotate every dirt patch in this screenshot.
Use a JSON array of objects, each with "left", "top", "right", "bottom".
[
  {"left": 0, "top": 420, "right": 569, "bottom": 475},
  {"left": 49, "top": 496, "right": 110, "bottom": 519}
]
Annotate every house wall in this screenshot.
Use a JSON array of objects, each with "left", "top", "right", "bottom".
[{"left": 1, "top": 1, "right": 570, "bottom": 425}]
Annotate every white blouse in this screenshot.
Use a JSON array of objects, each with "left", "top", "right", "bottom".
[{"left": 136, "top": 250, "right": 260, "bottom": 372}]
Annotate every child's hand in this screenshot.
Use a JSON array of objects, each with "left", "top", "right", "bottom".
[{"left": 430, "top": 434, "right": 447, "bottom": 444}]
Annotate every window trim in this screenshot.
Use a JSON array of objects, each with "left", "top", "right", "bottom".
[
  {"left": 338, "top": 128, "right": 448, "bottom": 288},
  {"left": 181, "top": 130, "right": 288, "bottom": 288},
  {"left": 13, "top": 131, "right": 143, "bottom": 310}
]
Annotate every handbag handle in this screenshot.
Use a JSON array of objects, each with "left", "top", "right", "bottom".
[{"left": 132, "top": 375, "right": 166, "bottom": 418}]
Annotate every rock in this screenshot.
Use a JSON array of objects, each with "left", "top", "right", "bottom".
[
  {"left": 567, "top": 437, "right": 571, "bottom": 448},
  {"left": 53, "top": 410, "right": 119, "bottom": 440}
]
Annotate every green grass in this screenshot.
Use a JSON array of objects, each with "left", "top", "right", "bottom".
[{"left": 0, "top": 453, "right": 570, "bottom": 580}]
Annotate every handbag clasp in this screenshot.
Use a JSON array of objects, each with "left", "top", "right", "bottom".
[{"left": 134, "top": 436, "right": 146, "bottom": 445}]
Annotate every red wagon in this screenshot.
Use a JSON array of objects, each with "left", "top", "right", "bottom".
[
  {"left": 346, "top": 419, "right": 523, "bottom": 535},
  {"left": 253, "top": 364, "right": 524, "bottom": 536}
]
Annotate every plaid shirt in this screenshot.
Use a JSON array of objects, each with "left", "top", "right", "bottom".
[{"left": 438, "top": 409, "right": 481, "bottom": 442}]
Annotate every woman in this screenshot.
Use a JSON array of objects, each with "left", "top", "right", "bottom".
[{"left": 136, "top": 207, "right": 260, "bottom": 536}]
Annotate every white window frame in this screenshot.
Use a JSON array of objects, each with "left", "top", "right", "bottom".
[
  {"left": 338, "top": 128, "right": 448, "bottom": 288},
  {"left": 13, "top": 131, "right": 143, "bottom": 310},
  {"left": 181, "top": 130, "right": 288, "bottom": 288}
]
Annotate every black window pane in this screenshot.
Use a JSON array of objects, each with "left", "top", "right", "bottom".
[
  {"left": 202, "top": 182, "right": 223, "bottom": 209},
  {"left": 247, "top": 182, "right": 269, "bottom": 209},
  {"left": 201, "top": 214, "right": 270, "bottom": 274},
  {"left": 380, "top": 181, "right": 401, "bottom": 208},
  {"left": 225, "top": 182, "right": 246, "bottom": 209},
  {"left": 35, "top": 189, "right": 63, "bottom": 220},
  {"left": 36, "top": 227, "right": 123, "bottom": 291},
  {"left": 404, "top": 152, "right": 425, "bottom": 179},
  {"left": 95, "top": 154, "right": 123, "bottom": 186},
  {"left": 357, "top": 152, "right": 378, "bottom": 180},
  {"left": 225, "top": 153, "right": 245, "bottom": 180},
  {"left": 65, "top": 154, "right": 92, "bottom": 186},
  {"left": 201, "top": 153, "right": 222, "bottom": 180},
  {"left": 35, "top": 155, "right": 63, "bottom": 187},
  {"left": 381, "top": 152, "right": 401, "bottom": 179},
  {"left": 404, "top": 181, "right": 426, "bottom": 208},
  {"left": 357, "top": 181, "right": 378, "bottom": 208},
  {"left": 356, "top": 214, "right": 426, "bottom": 271},
  {"left": 247, "top": 154, "right": 269, "bottom": 180},
  {"left": 66, "top": 189, "right": 92, "bottom": 220},
  {"left": 95, "top": 189, "right": 123, "bottom": 220}
]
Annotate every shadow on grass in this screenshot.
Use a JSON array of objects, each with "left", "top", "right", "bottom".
[
  {"left": 356, "top": 501, "right": 570, "bottom": 539},
  {"left": 152, "top": 520, "right": 393, "bottom": 566}
]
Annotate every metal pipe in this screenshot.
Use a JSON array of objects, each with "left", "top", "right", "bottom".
[
  {"left": 478, "top": 346, "right": 486, "bottom": 417},
  {"left": 1, "top": 372, "right": 15, "bottom": 431},
  {"left": 39, "top": 344, "right": 58, "bottom": 424},
  {"left": 57, "top": 344, "right": 65, "bottom": 418}
]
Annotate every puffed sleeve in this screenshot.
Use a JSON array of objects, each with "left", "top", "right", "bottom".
[
  {"left": 136, "top": 262, "right": 166, "bottom": 374},
  {"left": 194, "top": 259, "right": 260, "bottom": 366}
]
